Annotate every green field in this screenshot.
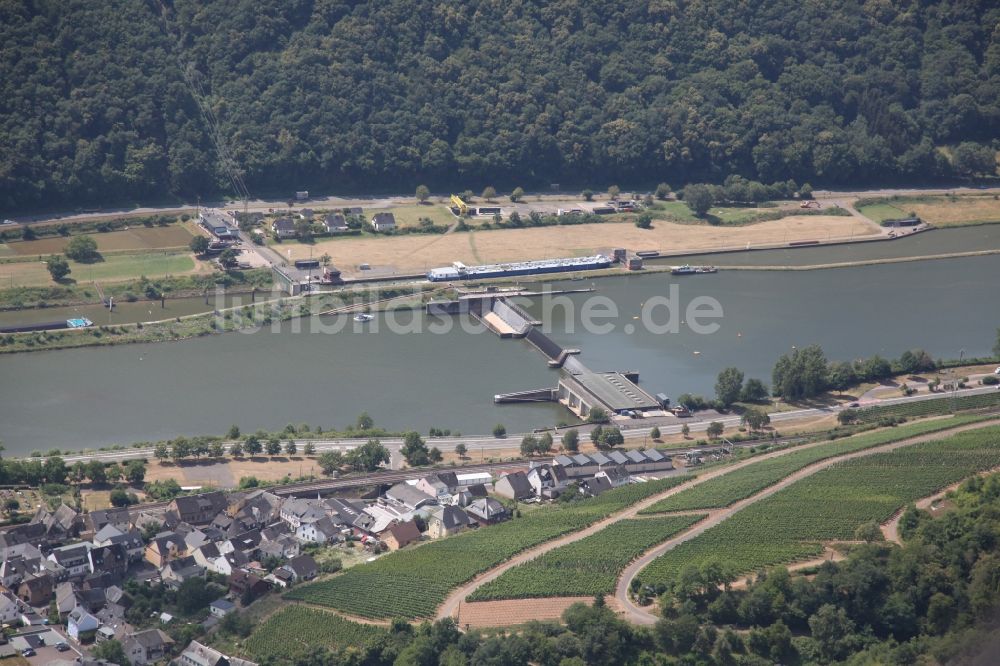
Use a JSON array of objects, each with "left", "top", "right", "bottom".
[
  {"left": 640, "top": 415, "right": 990, "bottom": 513},
  {"left": 468, "top": 514, "right": 704, "bottom": 601},
  {"left": 243, "top": 605, "right": 386, "bottom": 662},
  {"left": 639, "top": 424, "right": 1000, "bottom": 587},
  {"left": 285, "top": 475, "right": 694, "bottom": 619},
  {"left": 857, "top": 202, "right": 908, "bottom": 223},
  {"left": 0, "top": 252, "right": 198, "bottom": 287}
]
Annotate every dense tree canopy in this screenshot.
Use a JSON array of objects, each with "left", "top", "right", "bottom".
[{"left": 2, "top": 0, "right": 999, "bottom": 211}]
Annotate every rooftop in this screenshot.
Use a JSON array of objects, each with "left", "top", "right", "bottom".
[{"left": 562, "top": 370, "right": 660, "bottom": 412}]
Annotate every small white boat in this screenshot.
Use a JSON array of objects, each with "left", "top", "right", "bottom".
[{"left": 353, "top": 313, "right": 374, "bottom": 322}]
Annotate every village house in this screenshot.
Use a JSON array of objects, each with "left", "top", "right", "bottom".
[
  {"left": 426, "top": 506, "right": 472, "bottom": 539},
  {"left": 170, "top": 492, "right": 228, "bottom": 526},
  {"left": 278, "top": 554, "right": 318, "bottom": 583},
  {"left": 145, "top": 532, "right": 187, "bottom": 567},
  {"left": 279, "top": 498, "right": 327, "bottom": 529},
  {"left": 88, "top": 544, "right": 129, "bottom": 580},
  {"left": 321, "top": 213, "right": 350, "bottom": 234},
  {"left": 596, "top": 464, "right": 631, "bottom": 488},
  {"left": 415, "top": 472, "right": 459, "bottom": 503},
  {"left": 160, "top": 556, "right": 205, "bottom": 589},
  {"left": 493, "top": 471, "right": 533, "bottom": 501},
  {"left": 466, "top": 498, "right": 508, "bottom": 526},
  {"left": 384, "top": 483, "right": 437, "bottom": 512},
  {"left": 0, "top": 592, "right": 23, "bottom": 624},
  {"left": 271, "top": 217, "right": 296, "bottom": 239},
  {"left": 209, "top": 599, "right": 235, "bottom": 619},
  {"left": 0, "top": 551, "right": 41, "bottom": 588},
  {"left": 123, "top": 628, "right": 174, "bottom": 666},
  {"left": 175, "top": 639, "right": 260, "bottom": 666},
  {"left": 67, "top": 606, "right": 100, "bottom": 642},
  {"left": 93, "top": 524, "right": 145, "bottom": 562},
  {"left": 527, "top": 464, "right": 569, "bottom": 499},
  {"left": 370, "top": 212, "right": 396, "bottom": 232},
  {"left": 381, "top": 520, "right": 421, "bottom": 551},
  {"left": 295, "top": 516, "right": 340, "bottom": 544},
  {"left": 229, "top": 570, "right": 271, "bottom": 604},
  {"left": 17, "top": 573, "right": 54, "bottom": 606},
  {"left": 48, "top": 544, "right": 91, "bottom": 579}
]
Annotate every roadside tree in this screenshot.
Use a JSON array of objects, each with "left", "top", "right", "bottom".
[
  {"left": 190, "top": 235, "right": 210, "bottom": 255},
  {"left": 46, "top": 255, "right": 70, "bottom": 281},
  {"left": 229, "top": 441, "right": 243, "bottom": 457},
  {"left": 510, "top": 187, "right": 524, "bottom": 202},
  {"left": 65, "top": 235, "right": 99, "bottom": 262},
  {"left": 520, "top": 435, "right": 539, "bottom": 457},
  {"left": 683, "top": 184, "right": 714, "bottom": 217},
  {"left": 492, "top": 424, "right": 507, "bottom": 438},
  {"left": 706, "top": 421, "right": 725, "bottom": 439},
  {"left": 401, "top": 431, "right": 430, "bottom": 467},
  {"left": 482, "top": 186, "right": 496, "bottom": 201},
  {"left": 285, "top": 440, "right": 297, "bottom": 455},
  {"left": 655, "top": 183, "right": 672, "bottom": 200},
  {"left": 650, "top": 426, "right": 661, "bottom": 440},
  {"left": 455, "top": 443, "right": 468, "bottom": 458},
  {"left": 318, "top": 451, "right": 344, "bottom": 476},
  {"left": 562, "top": 429, "right": 580, "bottom": 452},
  {"left": 265, "top": 438, "right": 281, "bottom": 456},
  {"left": 715, "top": 367, "right": 745, "bottom": 407},
  {"left": 346, "top": 439, "right": 390, "bottom": 472},
  {"left": 537, "top": 432, "right": 553, "bottom": 454},
  {"left": 608, "top": 185, "right": 621, "bottom": 200},
  {"left": 244, "top": 436, "right": 262, "bottom": 456},
  {"left": 416, "top": 184, "right": 431, "bottom": 202},
  {"left": 303, "top": 442, "right": 316, "bottom": 455},
  {"left": 428, "top": 447, "right": 442, "bottom": 464}
]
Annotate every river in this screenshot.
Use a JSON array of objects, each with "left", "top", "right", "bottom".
[{"left": 0, "top": 234, "right": 998, "bottom": 453}]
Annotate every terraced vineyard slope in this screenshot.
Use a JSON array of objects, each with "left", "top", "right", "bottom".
[
  {"left": 468, "top": 514, "right": 705, "bottom": 601},
  {"left": 639, "top": 425, "right": 1000, "bottom": 587},
  {"left": 640, "top": 415, "right": 989, "bottom": 513},
  {"left": 244, "top": 606, "right": 386, "bottom": 663}
]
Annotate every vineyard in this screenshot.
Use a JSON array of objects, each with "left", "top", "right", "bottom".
[
  {"left": 640, "top": 415, "right": 989, "bottom": 513},
  {"left": 468, "top": 514, "right": 704, "bottom": 601},
  {"left": 856, "top": 391, "right": 1000, "bottom": 423},
  {"left": 286, "top": 475, "right": 694, "bottom": 619},
  {"left": 639, "top": 424, "right": 1000, "bottom": 587},
  {"left": 243, "top": 605, "right": 386, "bottom": 662}
]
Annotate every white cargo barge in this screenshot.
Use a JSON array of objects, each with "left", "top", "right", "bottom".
[{"left": 427, "top": 255, "right": 612, "bottom": 282}]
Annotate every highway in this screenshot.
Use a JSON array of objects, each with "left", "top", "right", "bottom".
[{"left": 29, "top": 382, "right": 1000, "bottom": 471}]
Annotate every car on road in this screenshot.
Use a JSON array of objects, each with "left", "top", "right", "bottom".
[
  {"left": 994, "top": 367, "right": 1000, "bottom": 375},
  {"left": 55, "top": 642, "right": 70, "bottom": 652},
  {"left": 848, "top": 402, "right": 860, "bottom": 408},
  {"left": 22, "top": 648, "right": 36, "bottom": 657}
]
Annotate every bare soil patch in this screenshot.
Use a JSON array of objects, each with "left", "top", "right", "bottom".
[
  {"left": 146, "top": 456, "right": 323, "bottom": 488},
  {"left": 906, "top": 197, "right": 1000, "bottom": 226},
  {"left": 457, "top": 597, "right": 620, "bottom": 628}
]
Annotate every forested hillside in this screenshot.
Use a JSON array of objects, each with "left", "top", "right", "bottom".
[{"left": 2, "top": 0, "right": 998, "bottom": 210}]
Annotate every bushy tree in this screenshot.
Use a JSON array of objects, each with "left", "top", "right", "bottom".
[
  {"left": 46, "top": 255, "right": 70, "bottom": 281},
  {"left": 715, "top": 367, "right": 745, "bottom": 407},
  {"left": 562, "top": 429, "right": 580, "bottom": 452},
  {"left": 683, "top": 184, "right": 714, "bottom": 217},
  {"left": 65, "top": 235, "right": 99, "bottom": 262},
  {"left": 415, "top": 184, "right": 431, "bottom": 202}
]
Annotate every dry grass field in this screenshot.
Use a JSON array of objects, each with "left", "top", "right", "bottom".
[
  {"left": 7, "top": 224, "right": 197, "bottom": 255},
  {"left": 858, "top": 195, "right": 1000, "bottom": 227},
  {"left": 286, "top": 215, "right": 874, "bottom": 276},
  {"left": 0, "top": 252, "right": 205, "bottom": 287}
]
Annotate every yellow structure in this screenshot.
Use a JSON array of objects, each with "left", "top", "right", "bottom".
[{"left": 450, "top": 194, "right": 469, "bottom": 215}]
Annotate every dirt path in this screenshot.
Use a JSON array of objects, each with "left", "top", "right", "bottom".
[
  {"left": 435, "top": 425, "right": 926, "bottom": 622},
  {"left": 613, "top": 419, "right": 1000, "bottom": 626},
  {"left": 729, "top": 546, "right": 845, "bottom": 590},
  {"left": 456, "top": 596, "right": 627, "bottom": 629}
]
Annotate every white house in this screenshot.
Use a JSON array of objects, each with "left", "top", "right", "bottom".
[
  {"left": 209, "top": 599, "right": 236, "bottom": 619},
  {"left": 370, "top": 212, "right": 396, "bottom": 232}
]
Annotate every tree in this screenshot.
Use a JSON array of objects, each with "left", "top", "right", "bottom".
[
  {"left": 303, "top": 442, "right": 316, "bottom": 455},
  {"left": 154, "top": 442, "right": 169, "bottom": 461},
  {"left": 837, "top": 408, "right": 859, "bottom": 425},
  {"left": 65, "top": 235, "right": 99, "bottom": 262},
  {"left": 587, "top": 407, "right": 609, "bottom": 423},
  {"left": 599, "top": 427, "right": 624, "bottom": 449},
  {"left": 582, "top": 189, "right": 594, "bottom": 201},
  {"left": 809, "top": 604, "right": 857, "bottom": 662},
  {"left": 43, "top": 456, "right": 67, "bottom": 484},
  {"left": 244, "top": 435, "right": 262, "bottom": 456},
  {"left": 590, "top": 425, "right": 603, "bottom": 445},
  {"left": 229, "top": 441, "right": 243, "bottom": 457},
  {"left": 91, "top": 640, "right": 128, "bottom": 666},
  {"left": 854, "top": 520, "right": 884, "bottom": 542},
  {"left": 454, "top": 443, "right": 467, "bottom": 458},
  {"left": 740, "top": 378, "right": 770, "bottom": 403},
  {"left": 898, "top": 348, "right": 936, "bottom": 374},
  {"left": 562, "top": 429, "right": 580, "bottom": 452},
  {"left": 428, "top": 446, "right": 442, "bottom": 463},
  {"left": 209, "top": 441, "right": 225, "bottom": 458},
  {"left": 190, "top": 235, "right": 210, "bottom": 254},
  {"left": 284, "top": 440, "right": 297, "bottom": 455},
  {"left": 265, "top": 438, "right": 281, "bottom": 456},
  {"left": 655, "top": 183, "right": 672, "bottom": 200},
  {"left": 827, "top": 361, "right": 858, "bottom": 393},
  {"left": 706, "top": 421, "right": 724, "bottom": 439},
  {"left": 356, "top": 412, "right": 374, "bottom": 430},
  {"left": 684, "top": 184, "right": 714, "bottom": 217},
  {"left": 650, "top": 426, "right": 661, "bottom": 440},
  {"left": 520, "top": 435, "right": 538, "bottom": 457},
  {"left": 715, "top": 367, "right": 745, "bottom": 407},
  {"left": 46, "top": 255, "right": 71, "bottom": 281},
  {"left": 509, "top": 187, "right": 524, "bottom": 202},
  {"left": 492, "top": 424, "right": 507, "bottom": 438},
  {"left": 952, "top": 142, "right": 996, "bottom": 176},
  {"left": 346, "top": 439, "right": 390, "bottom": 472},
  {"left": 481, "top": 186, "right": 496, "bottom": 201},
  {"left": 607, "top": 185, "right": 621, "bottom": 200},
  {"left": 124, "top": 460, "right": 146, "bottom": 484},
  {"left": 110, "top": 487, "right": 136, "bottom": 507},
  {"left": 415, "top": 184, "right": 431, "bottom": 202},
  {"left": 401, "top": 431, "right": 430, "bottom": 467},
  {"left": 86, "top": 461, "right": 107, "bottom": 485},
  {"left": 681, "top": 424, "right": 691, "bottom": 438},
  {"left": 226, "top": 424, "right": 240, "bottom": 439},
  {"left": 537, "top": 432, "right": 553, "bottom": 454},
  {"left": 318, "top": 451, "right": 344, "bottom": 475},
  {"left": 772, "top": 345, "right": 829, "bottom": 400},
  {"left": 635, "top": 212, "right": 653, "bottom": 229},
  {"left": 741, "top": 408, "right": 770, "bottom": 432},
  {"left": 798, "top": 183, "right": 814, "bottom": 199},
  {"left": 219, "top": 247, "right": 239, "bottom": 267}
]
